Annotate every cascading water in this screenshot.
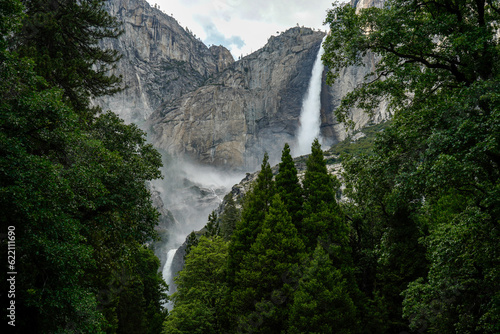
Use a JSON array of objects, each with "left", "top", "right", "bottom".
[
  {"left": 294, "top": 36, "right": 327, "bottom": 156},
  {"left": 162, "top": 249, "right": 178, "bottom": 288},
  {"left": 162, "top": 248, "right": 178, "bottom": 309},
  {"left": 155, "top": 161, "right": 243, "bottom": 310}
]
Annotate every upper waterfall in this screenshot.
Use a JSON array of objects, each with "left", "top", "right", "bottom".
[{"left": 294, "top": 36, "right": 327, "bottom": 156}]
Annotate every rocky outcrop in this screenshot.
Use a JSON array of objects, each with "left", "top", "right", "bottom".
[
  {"left": 99, "top": 0, "right": 389, "bottom": 170},
  {"left": 324, "top": 52, "right": 390, "bottom": 141},
  {"left": 148, "top": 28, "right": 328, "bottom": 170},
  {"left": 351, "top": 0, "right": 385, "bottom": 12},
  {"left": 321, "top": 0, "right": 389, "bottom": 141},
  {"left": 147, "top": 24, "right": 390, "bottom": 170},
  {"left": 98, "top": 0, "right": 234, "bottom": 124}
]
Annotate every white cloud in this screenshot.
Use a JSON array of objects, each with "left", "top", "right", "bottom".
[{"left": 148, "top": 0, "right": 332, "bottom": 58}]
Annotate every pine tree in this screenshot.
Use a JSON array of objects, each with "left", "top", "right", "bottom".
[
  {"left": 227, "top": 153, "right": 275, "bottom": 285},
  {"left": 206, "top": 210, "right": 219, "bottom": 237},
  {"left": 165, "top": 236, "right": 230, "bottom": 334},
  {"left": 303, "top": 139, "right": 338, "bottom": 210},
  {"left": 219, "top": 193, "right": 240, "bottom": 240},
  {"left": 16, "top": 0, "right": 123, "bottom": 119},
  {"left": 275, "top": 143, "right": 303, "bottom": 225},
  {"left": 233, "top": 194, "right": 305, "bottom": 333},
  {"left": 301, "top": 139, "right": 344, "bottom": 251},
  {"left": 288, "top": 244, "right": 357, "bottom": 334},
  {"left": 184, "top": 231, "right": 199, "bottom": 259}
]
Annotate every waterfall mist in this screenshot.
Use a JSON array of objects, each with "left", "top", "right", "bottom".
[
  {"left": 152, "top": 154, "right": 244, "bottom": 300},
  {"left": 294, "top": 36, "right": 326, "bottom": 156}
]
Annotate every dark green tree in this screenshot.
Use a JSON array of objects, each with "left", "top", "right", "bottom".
[
  {"left": 0, "top": 1, "right": 167, "bottom": 332},
  {"left": 275, "top": 143, "right": 303, "bottom": 225},
  {"left": 184, "top": 231, "right": 199, "bottom": 259},
  {"left": 233, "top": 195, "right": 305, "bottom": 333},
  {"left": 301, "top": 139, "right": 344, "bottom": 251},
  {"left": 288, "top": 244, "right": 357, "bottom": 334},
  {"left": 219, "top": 193, "right": 240, "bottom": 240},
  {"left": 205, "top": 210, "right": 219, "bottom": 237},
  {"left": 164, "top": 236, "right": 230, "bottom": 334},
  {"left": 16, "top": 0, "right": 123, "bottom": 118},
  {"left": 324, "top": 0, "right": 500, "bottom": 332},
  {"left": 227, "top": 153, "right": 275, "bottom": 285},
  {"left": 1, "top": 4, "right": 102, "bottom": 330}
]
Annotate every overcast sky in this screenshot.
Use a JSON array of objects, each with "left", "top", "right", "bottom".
[{"left": 147, "top": 0, "right": 334, "bottom": 58}]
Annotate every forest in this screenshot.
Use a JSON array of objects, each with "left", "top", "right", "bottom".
[{"left": 1, "top": 0, "right": 499, "bottom": 333}]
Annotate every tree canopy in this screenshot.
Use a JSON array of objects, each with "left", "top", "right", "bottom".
[
  {"left": 0, "top": 1, "right": 167, "bottom": 332},
  {"left": 323, "top": 0, "right": 500, "bottom": 332}
]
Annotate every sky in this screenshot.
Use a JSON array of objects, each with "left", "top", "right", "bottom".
[{"left": 147, "top": 0, "right": 334, "bottom": 59}]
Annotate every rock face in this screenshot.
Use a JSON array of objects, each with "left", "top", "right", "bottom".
[
  {"left": 148, "top": 27, "right": 326, "bottom": 170},
  {"left": 351, "top": 0, "right": 385, "bottom": 12},
  {"left": 98, "top": 0, "right": 234, "bottom": 124},
  {"left": 147, "top": 25, "right": 390, "bottom": 170},
  {"left": 100, "top": 0, "right": 390, "bottom": 170}
]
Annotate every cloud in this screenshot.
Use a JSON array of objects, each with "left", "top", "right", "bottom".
[
  {"left": 152, "top": 0, "right": 333, "bottom": 57},
  {"left": 196, "top": 15, "right": 245, "bottom": 48}
]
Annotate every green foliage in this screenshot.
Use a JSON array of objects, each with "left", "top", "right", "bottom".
[
  {"left": 324, "top": 0, "right": 500, "bottom": 332},
  {"left": 17, "top": 0, "right": 123, "bottom": 117},
  {"left": 303, "top": 139, "right": 339, "bottom": 208},
  {"left": 219, "top": 193, "right": 240, "bottom": 240},
  {"left": 325, "top": 121, "right": 390, "bottom": 163},
  {"left": 165, "top": 236, "right": 229, "bottom": 334},
  {"left": 403, "top": 193, "right": 500, "bottom": 333},
  {"left": 117, "top": 246, "right": 168, "bottom": 334},
  {"left": 323, "top": 0, "right": 500, "bottom": 124},
  {"left": 301, "top": 139, "right": 344, "bottom": 251},
  {"left": 227, "top": 153, "right": 275, "bottom": 284},
  {"left": 0, "top": 1, "right": 167, "bottom": 332},
  {"left": 275, "top": 143, "right": 303, "bottom": 224},
  {"left": 205, "top": 210, "right": 219, "bottom": 237},
  {"left": 184, "top": 231, "right": 199, "bottom": 259},
  {"left": 233, "top": 194, "right": 305, "bottom": 333},
  {"left": 288, "top": 244, "right": 357, "bottom": 334}
]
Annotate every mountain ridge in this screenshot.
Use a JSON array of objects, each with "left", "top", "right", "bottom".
[{"left": 99, "top": 0, "right": 390, "bottom": 170}]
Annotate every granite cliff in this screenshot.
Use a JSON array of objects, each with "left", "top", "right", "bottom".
[
  {"left": 99, "top": 0, "right": 389, "bottom": 170},
  {"left": 147, "top": 24, "right": 389, "bottom": 170},
  {"left": 148, "top": 27, "right": 328, "bottom": 170},
  {"left": 98, "top": 0, "right": 234, "bottom": 124}
]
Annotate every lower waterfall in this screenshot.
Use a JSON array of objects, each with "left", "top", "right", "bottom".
[
  {"left": 162, "top": 248, "right": 178, "bottom": 309},
  {"left": 294, "top": 35, "right": 327, "bottom": 156},
  {"left": 163, "top": 249, "right": 178, "bottom": 296}
]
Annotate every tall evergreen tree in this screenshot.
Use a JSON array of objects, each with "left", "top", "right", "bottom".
[
  {"left": 16, "top": 0, "right": 123, "bottom": 118},
  {"left": 219, "top": 193, "right": 240, "bottom": 240},
  {"left": 301, "top": 139, "right": 344, "bottom": 251},
  {"left": 288, "top": 244, "right": 357, "bottom": 334},
  {"left": 205, "top": 210, "right": 219, "bottom": 237},
  {"left": 227, "top": 153, "right": 275, "bottom": 284},
  {"left": 275, "top": 143, "right": 303, "bottom": 225},
  {"left": 233, "top": 195, "right": 305, "bottom": 333},
  {"left": 302, "top": 139, "right": 339, "bottom": 209},
  {"left": 164, "top": 236, "right": 230, "bottom": 334}
]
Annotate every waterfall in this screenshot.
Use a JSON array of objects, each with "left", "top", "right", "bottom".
[
  {"left": 294, "top": 36, "right": 327, "bottom": 156},
  {"left": 162, "top": 248, "right": 178, "bottom": 309},
  {"left": 162, "top": 248, "right": 178, "bottom": 287}
]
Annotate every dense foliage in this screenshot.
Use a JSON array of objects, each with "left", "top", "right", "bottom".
[
  {"left": 0, "top": 1, "right": 167, "bottom": 332},
  {"left": 165, "top": 142, "right": 360, "bottom": 333},
  {"left": 2, "top": 0, "right": 498, "bottom": 332},
  {"left": 164, "top": 0, "right": 499, "bottom": 333},
  {"left": 323, "top": 0, "right": 500, "bottom": 332}
]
